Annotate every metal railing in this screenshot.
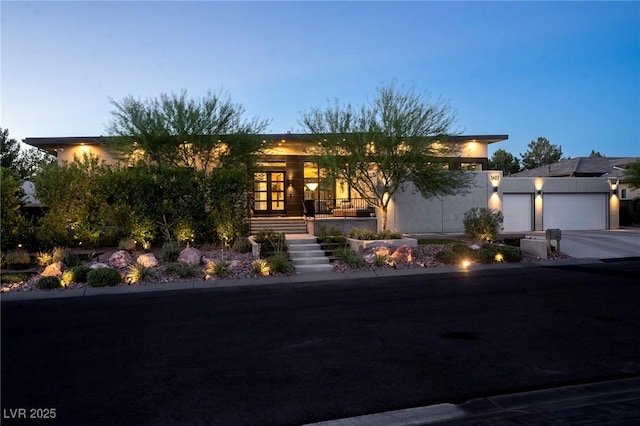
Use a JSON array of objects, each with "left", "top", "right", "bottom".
[{"left": 303, "top": 198, "right": 376, "bottom": 218}]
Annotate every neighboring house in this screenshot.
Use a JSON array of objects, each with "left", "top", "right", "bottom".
[{"left": 23, "top": 135, "right": 622, "bottom": 233}]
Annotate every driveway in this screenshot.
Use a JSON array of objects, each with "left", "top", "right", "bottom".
[{"left": 529, "top": 228, "right": 640, "bottom": 260}]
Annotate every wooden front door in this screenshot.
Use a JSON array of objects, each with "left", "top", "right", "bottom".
[{"left": 253, "top": 171, "right": 286, "bottom": 216}]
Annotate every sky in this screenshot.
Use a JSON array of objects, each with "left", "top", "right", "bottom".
[{"left": 1, "top": 1, "right": 639, "bottom": 159}]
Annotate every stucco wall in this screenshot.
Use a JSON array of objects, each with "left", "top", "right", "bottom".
[{"left": 57, "top": 145, "right": 117, "bottom": 165}]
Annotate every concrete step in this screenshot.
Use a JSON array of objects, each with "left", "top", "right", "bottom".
[
  {"left": 291, "top": 257, "right": 330, "bottom": 265},
  {"left": 293, "top": 264, "right": 335, "bottom": 273},
  {"left": 289, "top": 250, "right": 326, "bottom": 259},
  {"left": 288, "top": 243, "right": 322, "bottom": 251}
]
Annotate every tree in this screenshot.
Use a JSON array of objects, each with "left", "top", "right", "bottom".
[
  {"left": 1, "top": 127, "right": 20, "bottom": 169},
  {"left": 589, "top": 150, "right": 604, "bottom": 158},
  {"left": 0, "top": 167, "right": 26, "bottom": 250},
  {"left": 520, "top": 137, "right": 564, "bottom": 170},
  {"left": 299, "top": 81, "right": 473, "bottom": 230},
  {"left": 14, "top": 147, "right": 56, "bottom": 179},
  {"left": 625, "top": 159, "right": 640, "bottom": 190},
  {"left": 106, "top": 89, "right": 270, "bottom": 172},
  {"left": 489, "top": 149, "right": 521, "bottom": 175}
]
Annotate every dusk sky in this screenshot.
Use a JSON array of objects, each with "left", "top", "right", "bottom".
[{"left": 2, "top": 1, "right": 639, "bottom": 159}]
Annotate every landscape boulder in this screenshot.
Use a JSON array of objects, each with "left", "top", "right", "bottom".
[
  {"left": 137, "top": 253, "right": 158, "bottom": 268},
  {"left": 391, "top": 245, "right": 413, "bottom": 263},
  {"left": 41, "top": 261, "right": 66, "bottom": 277},
  {"left": 109, "top": 250, "right": 133, "bottom": 269},
  {"left": 178, "top": 247, "right": 202, "bottom": 266}
]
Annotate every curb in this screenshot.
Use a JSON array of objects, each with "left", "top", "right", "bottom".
[
  {"left": 304, "top": 377, "right": 640, "bottom": 425},
  {"left": 0, "top": 257, "right": 616, "bottom": 302}
]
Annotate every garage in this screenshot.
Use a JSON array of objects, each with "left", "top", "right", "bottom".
[
  {"left": 503, "top": 193, "right": 533, "bottom": 232},
  {"left": 543, "top": 194, "right": 607, "bottom": 230}
]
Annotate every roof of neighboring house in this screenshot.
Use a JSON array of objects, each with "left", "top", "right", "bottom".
[
  {"left": 23, "top": 134, "right": 508, "bottom": 155},
  {"left": 511, "top": 157, "right": 639, "bottom": 180}
]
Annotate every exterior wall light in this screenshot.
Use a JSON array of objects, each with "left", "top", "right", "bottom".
[
  {"left": 536, "top": 189, "right": 542, "bottom": 195},
  {"left": 493, "top": 186, "right": 499, "bottom": 193}
]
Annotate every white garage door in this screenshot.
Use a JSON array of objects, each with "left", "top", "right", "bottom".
[
  {"left": 543, "top": 194, "right": 607, "bottom": 230},
  {"left": 503, "top": 194, "right": 533, "bottom": 232}
]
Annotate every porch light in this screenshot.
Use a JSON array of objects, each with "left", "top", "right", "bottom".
[
  {"left": 536, "top": 189, "right": 542, "bottom": 195},
  {"left": 608, "top": 178, "right": 619, "bottom": 194},
  {"left": 493, "top": 186, "right": 499, "bottom": 193}
]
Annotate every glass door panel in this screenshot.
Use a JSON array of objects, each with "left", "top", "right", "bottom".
[{"left": 253, "top": 171, "right": 286, "bottom": 215}]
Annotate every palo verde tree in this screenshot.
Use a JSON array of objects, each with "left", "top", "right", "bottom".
[
  {"left": 300, "top": 81, "right": 473, "bottom": 230},
  {"left": 520, "top": 137, "right": 565, "bottom": 170},
  {"left": 625, "top": 159, "right": 640, "bottom": 190},
  {"left": 106, "top": 89, "right": 270, "bottom": 172}
]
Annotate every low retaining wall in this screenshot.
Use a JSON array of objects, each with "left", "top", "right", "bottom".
[
  {"left": 309, "top": 217, "right": 377, "bottom": 236},
  {"left": 346, "top": 237, "right": 418, "bottom": 254},
  {"left": 520, "top": 237, "right": 558, "bottom": 259}
]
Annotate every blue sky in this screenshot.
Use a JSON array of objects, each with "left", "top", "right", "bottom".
[{"left": 2, "top": 1, "right": 639, "bottom": 159}]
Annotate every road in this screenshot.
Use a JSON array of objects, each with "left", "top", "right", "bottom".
[{"left": 2, "top": 261, "right": 639, "bottom": 425}]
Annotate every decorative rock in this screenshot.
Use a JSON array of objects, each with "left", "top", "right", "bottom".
[
  {"left": 109, "top": 250, "right": 133, "bottom": 269},
  {"left": 391, "top": 245, "right": 413, "bottom": 262},
  {"left": 89, "top": 262, "right": 109, "bottom": 269},
  {"left": 230, "top": 260, "right": 241, "bottom": 270},
  {"left": 41, "top": 261, "right": 66, "bottom": 277},
  {"left": 137, "top": 253, "right": 158, "bottom": 268},
  {"left": 178, "top": 247, "right": 202, "bottom": 266},
  {"left": 364, "top": 253, "right": 376, "bottom": 264},
  {"left": 372, "top": 246, "right": 390, "bottom": 258}
]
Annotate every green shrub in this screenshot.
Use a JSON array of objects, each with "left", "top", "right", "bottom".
[
  {"left": 37, "top": 276, "right": 62, "bottom": 290},
  {"left": 161, "top": 241, "right": 181, "bottom": 263},
  {"left": 1, "top": 273, "right": 28, "bottom": 285},
  {"left": 463, "top": 207, "right": 504, "bottom": 241},
  {"left": 36, "top": 251, "right": 54, "bottom": 267},
  {"left": 348, "top": 228, "right": 377, "bottom": 240},
  {"left": 376, "top": 229, "right": 403, "bottom": 239},
  {"left": 497, "top": 244, "right": 523, "bottom": 263},
  {"left": 86, "top": 268, "right": 122, "bottom": 287},
  {"left": 164, "top": 262, "right": 198, "bottom": 279},
  {"left": 435, "top": 250, "right": 459, "bottom": 265},
  {"left": 374, "top": 253, "right": 389, "bottom": 267},
  {"left": 255, "top": 229, "right": 287, "bottom": 258},
  {"left": 62, "top": 265, "right": 92, "bottom": 285},
  {"left": 4, "top": 248, "right": 31, "bottom": 269},
  {"left": 251, "top": 259, "right": 270, "bottom": 276},
  {"left": 205, "top": 259, "right": 231, "bottom": 279},
  {"left": 50, "top": 247, "right": 80, "bottom": 267},
  {"left": 126, "top": 264, "right": 155, "bottom": 284},
  {"left": 334, "top": 247, "right": 363, "bottom": 268},
  {"left": 317, "top": 225, "right": 344, "bottom": 239},
  {"left": 232, "top": 237, "right": 252, "bottom": 253},
  {"left": 118, "top": 237, "right": 137, "bottom": 251},
  {"left": 500, "top": 236, "right": 524, "bottom": 247},
  {"left": 268, "top": 253, "right": 293, "bottom": 274},
  {"left": 451, "top": 243, "right": 475, "bottom": 256},
  {"left": 475, "top": 247, "right": 498, "bottom": 264}
]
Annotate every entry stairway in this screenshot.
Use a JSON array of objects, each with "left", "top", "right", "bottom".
[
  {"left": 249, "top": 217, "right": 307, "bottom": 235},
  {"left": 286, "top": 234, "right": 334, "bottom": 274}
]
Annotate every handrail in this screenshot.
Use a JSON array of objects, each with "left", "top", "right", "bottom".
[{"left": 306, "top": 197, "right": 376, "bottom": 218}]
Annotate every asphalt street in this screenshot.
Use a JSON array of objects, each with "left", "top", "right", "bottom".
[{"left": 2, "top": 261, "right": 639, "bottom": 425}]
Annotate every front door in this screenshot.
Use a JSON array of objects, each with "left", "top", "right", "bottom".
[{"left": 253, "top": 171, "right": 286, "bottom": 216}]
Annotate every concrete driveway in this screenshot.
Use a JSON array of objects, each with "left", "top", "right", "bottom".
[{"left": 530, "top": 228, "right": 640, "bottom": 260}]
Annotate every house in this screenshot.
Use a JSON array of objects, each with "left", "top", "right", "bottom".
[
  {"left": 510, "top": 156, "right": 639, "bottom": 228},
  {"left": 23, "top": 134, "right": 621, "bottom": 233}
]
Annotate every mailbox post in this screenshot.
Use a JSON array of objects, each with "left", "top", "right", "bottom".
[{"left": 546, "top": 229, "right": 561, "bottom": 256}]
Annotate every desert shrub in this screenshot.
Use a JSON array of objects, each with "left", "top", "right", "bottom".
[
  {"left": 129, "top": 217, "right": 156, "bottom": 249},
  {"left": 334, "top": 247, "right": 363, "bottom": 268},
  {"left": 463, "top": 207, "right": 504, "bottom": 241},
  {"left": 376, "top": 229, "right": 403, "bottom": 239},
  {"left": 268, "top": 253, "right": 293, "bottom": 274},
  {"left": 451, "top": 243, "right": 475, "bottom": 256},
  {"left": 500, "top": 236, "right": 524, "bottom": 247},
  {"left": 435, "top": 250, "right": 459, "bottom": 265},
  {"left": 475, "top": 246, "right": 498, "bottom": 264},
  {"left": 1, "top": 273, "right": 28, "bottom": 285},
  {"left": 254, "top": 229, "right": 287, "bottom": 258},
  {"left": 161, "top": 241, "right": 181, "bottom": 263},
  {"left": 348, "top": 228, "right": 377, "bottom": 240},
  {"left": 35, "top": 251, "right": 54, "bottom": 267},
  {"left": 232, "top": 237, "right": 252, "bottom": 253},
  {"left": 4, "top": 248, "right": 31, "bottom": 269},
  {"left": 86, "top": 267, "right": 122, "bottom": 287},
  {"left": 51, "top": 246, "right": 79, "bottom": 266},
  {"left": 164, "top": 262, "right": 198, "bottom": 279},
  {"left": 251, "top": 259, "right": 270, "bottom": 276},
  {"left": 374, "top": 253, "right": 389, "bottom": 267},
  {"left": 62, "top": 265, "right": 92, "bottom": 284},
  {"left": 205, "top": 168, "right": 251, "bottom": 245},
  {"left": 126, "top": 264, "right": 155, "bottom": 284},
  {"left": 37, "top": 276, "right": 61, "bottom": 290},
  {"left": 205, "top": 260, "right": 231, "bottom": 278},
  {"left": 174, "top": 221, "right": 196, "bottom": 247},
  {"left": 118, "top": 237, "right": 137, "bottom": 251},
  {"left": 496, "top": 244, "right": 523, "bottom": 263},
  {"left": 317, "top": 225, "right": 344, "bottom": 239}
]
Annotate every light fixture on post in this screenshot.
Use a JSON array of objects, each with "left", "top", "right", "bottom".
[
  {"left": 607, "top": 177, "right": 619, "bottom": 195},
  {"left": 492, "top": 186, "right": 499, "bottom": 193},
  {"left": 536, "top": 189, "right": 542, "bottom": 196}
]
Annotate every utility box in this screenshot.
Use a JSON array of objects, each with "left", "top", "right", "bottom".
[
  {"left": 546, "top": 229, "right": 561, "bottom": 255},
  {"left": 546, "top": 229, "right": 562, "bottom": 240}
]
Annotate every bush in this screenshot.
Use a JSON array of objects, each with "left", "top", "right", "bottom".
[
  {"left": 118, "top": 237, "right": 137, "bottom": 251},
  {"left": 435, "top": 250, "right": 459, "bottom": 265},
  {"left": 317, "top": 225, "right": 344, "bottom": 239},
  {"left": 496, "top": 244, "right": 523, "bottom": 263},
  {"left": 51, "top": 247, "right": 80, "bottom": 267},
  {"left": 86, "top": 268, "right": 122, "bottom": 287},
  {"left": 376, "top": 229, "right": 403, "bottom": 239},
  {"left": 161, "top": 241, "right": 181, "bottom": 263},
  {"left": 334, "top": 247, "right": 363, "bottom": 268},
  {"left": 251, "top": 259, "right": 270, "bottom": 276},
  {"left": 36, "top": 251, "right": 54, "bottom": 267},
  {"left": 164, "top": 262, "right": 198, "bottom": 279},
  {"left": 463, "top": 207, "right": 504, "bottom": 241},
  {"left": 255, "top": 229, "right": 287, "bottom": 258},
  {"left": 232, "top": 237, "right": 252, "bottom": 253},
  {"left": 205, "top": 259, "right": 231, "bottom": 279},
  {"left": 126, "top": 264, "right": 155, "bottom": 284},
  {"left": 37, "top": 276, "right": 62, "bottom": 290},
  {"left": 4, "top": 248, "right": 31, "bottom": 269},
  {"left": 348, "top": 228, "right": 377, "bottom": 240},
  {"left": 1, "top": 273, "right": 28, "bottom": 285},
  {"left": 268, "top": 253, "right": 293, "bottom": 274}
]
